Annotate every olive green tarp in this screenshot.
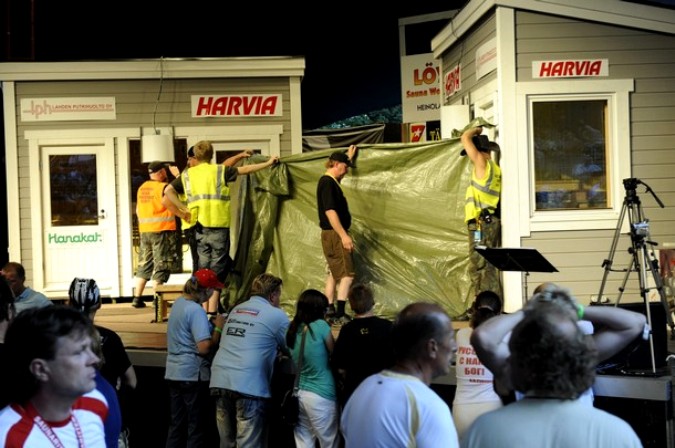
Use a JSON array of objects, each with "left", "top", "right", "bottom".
[{"left": 223, "top": 120, "right": 492, "bottom": 319}]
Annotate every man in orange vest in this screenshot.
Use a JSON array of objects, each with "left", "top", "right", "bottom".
[{"left": 132, "top": 161, "right": 178, "bottom": 308}]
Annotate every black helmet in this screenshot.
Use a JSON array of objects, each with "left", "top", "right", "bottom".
[{"left": 68, "top": 278, "right": 101, "bottom": 312}]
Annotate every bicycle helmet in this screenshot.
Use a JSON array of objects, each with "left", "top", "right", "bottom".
[{"left": 68, "top": 277, "right": 101, "bottom": 312}]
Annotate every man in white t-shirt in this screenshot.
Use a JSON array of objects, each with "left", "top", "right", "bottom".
[
  {"left": 341, "top": 302, "right": 460, "bottom": 447},
  {"left": 0, "top": 305, "right": 107, "bottom": 447}
]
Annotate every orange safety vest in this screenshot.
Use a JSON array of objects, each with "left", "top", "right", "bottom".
[{"left": 136, "top": 180, "right": 176, "bottom": 233}]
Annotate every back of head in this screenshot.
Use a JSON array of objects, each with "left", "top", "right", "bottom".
[
  {"left": 392, "top": 302, "right": 450, "bottom": 361},
  {"left": 68, "top": 278, "right": 101, "bottom": 314},
  {"left": 5, "top": 305, "right": 92, "bottom": 404},
  {"left": 509, "top": 303, "right": 597, "bottom": 399},
  {"left": 470, "top": 290, "right": 502, "bottom": 328},
  {"left": 2, "top": 261, "right": 25, "bottom": 277},
  {"left": 526, "top": 283, "right": 578, "bottom": 319},
  {"left": 348, "top": 283, "right": 374, "bottom": 315},
  {"left": 287, "top": 289, "right": 329, "bottom": 347},
  {"left": 250, "top": 273, "right": 282, "bottom": 300},
  {"left": 192, "top": 140, "right": 214, "bottom": 162}
]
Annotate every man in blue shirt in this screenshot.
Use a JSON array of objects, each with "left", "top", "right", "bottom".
[
  {"left": 209, "top": 273, "right": 290, "bottom": 447},
  {"left": 1, "top": 262, "right": 52, "bottom": 314}
]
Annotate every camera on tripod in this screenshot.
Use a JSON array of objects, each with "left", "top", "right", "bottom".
[{"left": 631, "top": 221, "right": 650, "bottom": 239}]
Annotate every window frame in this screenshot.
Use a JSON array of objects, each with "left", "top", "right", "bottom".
[{"left": 515, "top": 79, "right": 634, "bottom": 234}]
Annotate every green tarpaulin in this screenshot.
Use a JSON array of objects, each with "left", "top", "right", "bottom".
[{"left": 223, "top": 119, "right": 494, "bottom": 319}]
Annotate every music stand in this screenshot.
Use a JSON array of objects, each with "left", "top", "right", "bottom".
[{"left": 475, "top": 246, "right": 558, "bottom": 305}]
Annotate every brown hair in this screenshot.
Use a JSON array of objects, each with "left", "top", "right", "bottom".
[
  {"left": 348, "top": 283, "right": 375, "bottom": 315},
  {"left": 192, "top": 140, "right": 214, "bottom": 162}
]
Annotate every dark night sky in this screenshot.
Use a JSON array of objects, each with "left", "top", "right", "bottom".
[{"left": 4, "top": 1, "right": 468, "bottom": 129}]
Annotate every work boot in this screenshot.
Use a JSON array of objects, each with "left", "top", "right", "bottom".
[
  {"left": 326, "top": 303, "right": 337, "bottom": 318},
  {"left": 132, "top": 297, "right": 146, "bottom": 308}
]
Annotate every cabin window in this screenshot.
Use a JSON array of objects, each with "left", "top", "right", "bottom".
[
  {"left": 532, "top": 99, "right": 609, "bottom": 211},
  {"left": 516, "top": 79, "right": 633, "bottom": 232}
]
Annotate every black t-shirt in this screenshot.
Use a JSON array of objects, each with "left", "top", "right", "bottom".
[
  {"left": 97, "top": 325, "right": 132, "bottom": 389},
  {"left": 331, "top": 316, "right": 394, "bottom": 406},
  {"left": 316, "top": 175, "right": 351, "bottom": 231}
]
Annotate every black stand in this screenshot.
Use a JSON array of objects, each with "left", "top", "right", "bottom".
[
  {"left": 597, "top": 178, "right": 674, "bottom": 374},
  {"left": 476, "top": 246, "right": 558, "bottom": 305}
]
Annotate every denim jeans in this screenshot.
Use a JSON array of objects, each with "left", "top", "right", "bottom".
[{"left": 212, "top": 388, "right": 269, "bottom": 448}]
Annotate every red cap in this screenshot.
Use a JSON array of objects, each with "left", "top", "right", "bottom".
[{"left": 193, "top": 269, "right": 225, "bottom": 289}]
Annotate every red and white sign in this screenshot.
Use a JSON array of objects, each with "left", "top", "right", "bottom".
[
  {"left": 410, "top": 123, "right": 427, "bottom": 143},
  {"left": 400, "top": 53, "right": 441, "bottom": 123},
  {"left": 532, "top": 59, "right": 609, "bottom": 79},
  {"left": 475, "top": 38, "right": 497, "bottom": 80},
  {"left": 444, "top": 64, "right": 462, "bottom": 101},
  {"left": 20, "top": 97, "right": 116, "bottom": 122},
  {"left": 191, "top": 94, "right": 282, "bottom": 117}
]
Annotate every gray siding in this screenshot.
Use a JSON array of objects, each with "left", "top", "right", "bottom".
[
  {"left": 441, "top": 13, "right": 498, "bottom": 106},
  {"left": 516, "top": 10, "right": 675, "bottom": 305},
  {"left": 12, "top": 77, "right": 294, "bottom": 289}
]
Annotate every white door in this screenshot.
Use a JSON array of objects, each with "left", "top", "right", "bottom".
[{"left": 40, "top": 143, "right": 119, "bottom": 295}]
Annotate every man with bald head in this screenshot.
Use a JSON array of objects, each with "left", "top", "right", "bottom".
[{"left": 340, "top": 302, "right": 460, "bottom": 447}]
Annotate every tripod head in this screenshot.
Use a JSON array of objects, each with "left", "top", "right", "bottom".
[{"left": 623, "top": 178, "right": 665, "bottom": 208}]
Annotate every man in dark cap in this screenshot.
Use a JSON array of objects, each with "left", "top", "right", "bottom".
[
  {"left": 132, "top": 161, "right": 178, "bottom": 308},
  {"left": 461, "top": 127, "right": 502, "bottom": 299},
  {"left": 316, "top": 144, "right": 358, "bottom": 324}
]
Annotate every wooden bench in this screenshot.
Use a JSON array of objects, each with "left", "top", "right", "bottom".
[{"left": 153, "top": 284, "right": 183, "bottom": 323}]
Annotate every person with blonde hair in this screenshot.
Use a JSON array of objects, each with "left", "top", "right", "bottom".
[
  {"left": 316, "top": 145, "right": 358, "bottom": 324},
  {"left": 163, "top": 140, "right": 279, "bottom": 315},
  {"left": 210, "top": 273, "right": 290, "bottom": 447}
]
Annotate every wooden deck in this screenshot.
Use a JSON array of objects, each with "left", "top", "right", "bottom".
[
  {"left": 95, "top": 301, "right": 167, "bottom": 349},
  {"left": 94, "top": 299, "right": 473, "bottom": 367}
]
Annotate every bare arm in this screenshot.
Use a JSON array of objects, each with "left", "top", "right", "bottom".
[
  {"left": 236, "top": 156, "right": 279, "bottom": 175},
  {"left": 123, "top": 365, "right": 137, "bottom": 390},
  {"left": 324, "top": 330, "right": 335, "bottom": 355},
  {"left": 161, "top": 184, "right": 190, "bottom": 222},
  {"left": 196, "top": 314, "right": 226, "bottom": 356},
  {"left": 461, "top": 127, "right": 487, "bottom": 179},
  {"left": 583, "top": 305, "right": 647, "bottom": 362},
  {"left": 326, "top": 210, "right": 353, "bottom": 251},
  {"left": 470, "top": 311, "right": 524, "bottom": 375},
  {"left": 223, "top": 150, "right": 253, "bottom": 167}
]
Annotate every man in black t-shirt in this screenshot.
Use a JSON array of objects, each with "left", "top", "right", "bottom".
[{"left": 316, "top": 145, "right": 357, "bottom": 324}]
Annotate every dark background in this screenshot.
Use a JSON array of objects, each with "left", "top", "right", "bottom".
[
  {"left": 0, "top": 2, "right": 468, "bottom": 266},
  {"left": 1, "top": 1, "right": 467, "bottom": 129}
]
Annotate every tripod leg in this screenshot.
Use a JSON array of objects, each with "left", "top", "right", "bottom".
[
  {"left": 635, "top": 244, "right": 658, "bottom": 373},
  {"left": 614, "top": 250, "right": 635, "bottom": 307},
  {"left": 598, "top": 201, "right": 628, "bottom": 300}
]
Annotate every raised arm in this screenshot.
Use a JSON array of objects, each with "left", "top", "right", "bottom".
[
  {"left": 461, "top": 127, "right": 487, "bottom": 178},
  {"left": 236, "top": 156, "right": 279, "bottom": 175},
  {"left": 583, "top": 305, "right": 647, "bottom": 362},
  {"left": 470, "top": 310, "right": 524, "bottom": 375},
  {"left": 223, "top": 150, "right": 253, "bottom": 167}
]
